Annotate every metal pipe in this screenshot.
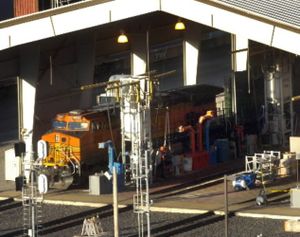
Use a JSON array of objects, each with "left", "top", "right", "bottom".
[
  {"left": 224, "top": 175, "right": 228, "bottom": 237},
  {"left": 113, "top": 166, "right": 119, "bottom": 237},
  {"left": 178, "top": 125, "right": 196, "bottom": 154},
  {"left": 17, "top": 76, "right": 23, "bottom": 140}
]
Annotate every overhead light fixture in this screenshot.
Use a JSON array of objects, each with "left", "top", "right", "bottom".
[
  {"left": 175, "top": 20, "right": 186, "bottom": 31},
  {"left": 117, "top": 32, "right": 128, "bottom": 44}
]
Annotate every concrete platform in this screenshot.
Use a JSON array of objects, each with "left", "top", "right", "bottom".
[{"left": 1, "top": 160, "right": 299, "bottom": 221}]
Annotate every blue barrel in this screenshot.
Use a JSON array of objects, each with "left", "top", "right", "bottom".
[
  {"left": 216, "top": 139, "right": 229, "bottom": 162},
  {"left": 209, "top": 146, "right": 218, "bottom": 165}
]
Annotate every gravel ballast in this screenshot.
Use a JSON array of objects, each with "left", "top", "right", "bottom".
[{"left": 0, "top": 201, "right": 298, "bottom": 237}]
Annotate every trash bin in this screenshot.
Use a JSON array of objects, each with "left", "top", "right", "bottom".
[{"left": 89, "top": 173, "right": 112, "bottom": 195}]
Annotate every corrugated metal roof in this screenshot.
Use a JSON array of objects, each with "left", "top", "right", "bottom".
[{"left": 217, "top": 0, "right": 300, "bottom": 28}]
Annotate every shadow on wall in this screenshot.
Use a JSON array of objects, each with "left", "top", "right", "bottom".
[{"left": 0, "top": 85, "right": 18, "bottom": 143}]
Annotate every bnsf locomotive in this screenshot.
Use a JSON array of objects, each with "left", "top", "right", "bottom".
[
  {"left": 37, "top": 98, "right": 216, "bottom": 188},
  {"left": 37, "top": 107, "right": 121, "bottom": 188}
]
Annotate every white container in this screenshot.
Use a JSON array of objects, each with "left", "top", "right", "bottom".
[
  {"left": 278, "top": 153, "right": 297, "bottom": 176},
  {"left": 246, "top": 135, "right": 257, "bottom": 155},
  {"left": 183, "top": 157, "right": 192, "bottom": 172},
  {"left": 5, "top": 148, "right": 22, "bottom": 181}
]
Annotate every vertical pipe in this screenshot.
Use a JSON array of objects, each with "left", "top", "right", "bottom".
[
  {"left": 232, "top": 73, "right": 237, "bottom": 125},
  {"left": 31, "top": 170, "right": 35, "bottom": 237},
  {"left": 146, "top": 151, "right": 151, "bottom": 237},
  {"left": 224, "top": 175, "right": 228, "bottom": 237},
  {"left": 146, "top": 30, "right": 150, "bottom": 76},
  {"left": 231, "top": 35, "right": 237, "bottom": 124},
  {"left": 49, "top": 56, "right": 53, "bottom": 86},
  {"left": 17, "top": 76, "right": 23, "bottom": 140},
  {"left": 113, "top": 166, "right": 119, "bottom": 237},
  {"left": 297, "top": 159, "right": 299, "bottom": 188}
]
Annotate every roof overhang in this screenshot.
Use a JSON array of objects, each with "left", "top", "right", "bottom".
[{"left": 0, "top": 0, "right": 299, "bottom": 55}]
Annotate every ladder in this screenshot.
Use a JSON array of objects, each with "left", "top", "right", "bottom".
[
  {"left": 109, "top": 76, "right": 152, "bottom": 237},
  {"left": 22, "top": 153, "right": 43, "bottom": 237},
  {"left": 80, "top": 216, "right": 104, "bottom": 237},
  {"left": 22, "top": 180, "right": 43, "bottom": 237}
]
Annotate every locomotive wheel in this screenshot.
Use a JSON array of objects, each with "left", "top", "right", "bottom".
[{"left": 51, "top": 175, "right": 74, "bottom": 190}]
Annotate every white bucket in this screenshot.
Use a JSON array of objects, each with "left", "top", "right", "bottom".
[{"left": 183, "top": 157, "right": 192, "bottom": 172}]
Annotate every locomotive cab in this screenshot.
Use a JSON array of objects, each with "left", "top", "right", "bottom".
[{"left": 38, "top": 109, "right": 120, "bottom": 189}]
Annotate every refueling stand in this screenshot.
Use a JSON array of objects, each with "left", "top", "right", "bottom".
[{"left": 106, "top": 75, "right": 153, "bottom": 237}]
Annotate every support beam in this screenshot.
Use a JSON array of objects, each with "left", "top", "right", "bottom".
[
  {"left": 231, "top": 35, "right": 248, "bottom": 72},
  {"left": 77, "top": 32, "right": 96, "bottom": 109},
  {"left": 183, "top": 24, "right": 201, "bottom": 86},
  {"left": 131, "top": 33, "right": 147, "bottom": 76},
  {"left": 19, "top": 44, "right": 40, "bottom": 181},
  {"left": 230, "top": 35, "right": 248, "bottom": 124}
]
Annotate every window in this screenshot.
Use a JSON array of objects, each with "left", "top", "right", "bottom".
[
  {"left": 52, "top": 121, "right": 67, "bottom": 129},
  {"left": 68, "top": 122, "right": 89, "bottom": 131}
]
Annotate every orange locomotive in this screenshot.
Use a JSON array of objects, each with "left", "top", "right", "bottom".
[
  {"left": 38, "top": 99, "right": 216, "bottom": 188},
  {"left": 38, "top": 108, "right": 120, "bottom": 188}
]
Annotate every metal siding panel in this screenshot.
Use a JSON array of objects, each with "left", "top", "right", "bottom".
[{"left": 217, "top": 0, "right": 300, "bottom": 28}]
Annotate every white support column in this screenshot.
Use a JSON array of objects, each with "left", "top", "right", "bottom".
[
  {"left": 232, "top": 35, "right": 248, "bottom": 72},
  {"left": 131, "top": 33, "right": 147, "bottom": 76},
  {"left": 77, "top": 32, "right": 96, "bottom": 108},
  {"left": 19, "top": 44, "right": 40, "bottom": 180},
  {"left": 231, "top": 35, "right": 249, "bottom": 124},
  {"left": 183, "top": 25, "right": 201, "bottom": 86}
]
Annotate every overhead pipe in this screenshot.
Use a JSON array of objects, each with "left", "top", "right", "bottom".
[{"left": 178, "top": 125, "right": 196, "bottom": 154}]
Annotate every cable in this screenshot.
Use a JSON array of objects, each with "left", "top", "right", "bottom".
[{"left": 105, "top": 91, "right": 118, "bottom": 159}]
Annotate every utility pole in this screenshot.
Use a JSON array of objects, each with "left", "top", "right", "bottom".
[
  {"left": 113, "top": 166, "right": 119, "bottom": 237},
  {"left": 224, "top": 175, "right": 228, "bottom": 237}
]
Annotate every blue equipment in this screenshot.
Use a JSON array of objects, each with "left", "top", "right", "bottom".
[
  {"left": 98, "top": 140, "right": 124, "bottom": 190},
  {"left": 232, "top": 172, "right": 256, "bottom": 191}
]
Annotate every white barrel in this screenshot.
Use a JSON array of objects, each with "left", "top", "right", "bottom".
[{"left": 183, "top": 157, "right": 192, "bottom": 172}]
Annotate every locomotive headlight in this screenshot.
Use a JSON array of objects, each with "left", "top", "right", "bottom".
[{"left": 37, "top": 140, "right": 48, "bottom": 159}]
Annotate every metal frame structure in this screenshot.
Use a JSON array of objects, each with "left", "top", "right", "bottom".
[
  {"left": 245, "top": 151, "right": 280, "bottom": 181},
  {"left": 22, "top": 152, "right": 43, "bottom": 237},
  {"left": 106, "top": 75, "right": 153, "bottom": 237}
]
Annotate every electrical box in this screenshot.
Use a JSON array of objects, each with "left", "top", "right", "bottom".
[
  {"left": 5, "top": 148, "right": 22, "bottom": 181},
  {"left": 290, "top": 188, "right": 300, "bottom": 208},
  {"left": 89, "top": 173, "right": 112, "bottom": 195}
]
